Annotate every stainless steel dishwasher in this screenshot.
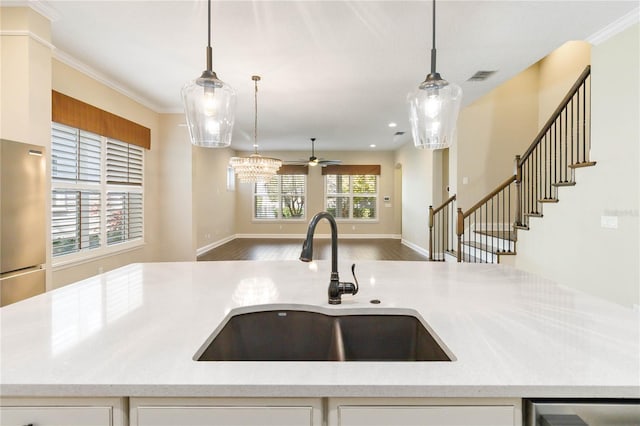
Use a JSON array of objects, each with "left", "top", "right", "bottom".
[{"left": 524, "top": 399, "right": 640, "bottom": 426}]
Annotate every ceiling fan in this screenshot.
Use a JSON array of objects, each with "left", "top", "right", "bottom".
[{"left": 286, "top": 138, "right": 342, "bottom": 167}]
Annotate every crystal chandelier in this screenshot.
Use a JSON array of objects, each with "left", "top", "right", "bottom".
[
  {"left": 407, "top": 0, "right": 462, "bottom": 150},
  {"left": 230, "top": 76, "right": 282, "bottom": 183},
  {"left": 181, "top": 0, "right": 236, "bottom": 148}
]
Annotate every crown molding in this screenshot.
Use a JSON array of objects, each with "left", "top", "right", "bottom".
[
  {"left": 0, "top": 29, "right": 54, "bottom": 50},
  {"left": 53, "top": 48, "right": 165, "bottom": 113},
  {"left": 1, "top": 0, "right": 61, "bottom": 22},
  {"left": 587, "top": 7, "right": 639, "bottom": 46}
]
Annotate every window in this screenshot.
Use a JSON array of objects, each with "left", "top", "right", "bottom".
[
  {"left": 254, "top": 174, "right": 306, "bottom": 220},
  {"left": 325, "top": 174, "right": 378, "bottom": 220},
  {"left": 51, "top": 122, "right": 144, "bottom": 261}
]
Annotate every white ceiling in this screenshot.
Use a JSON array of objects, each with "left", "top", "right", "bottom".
[{"left": 18, "top": 1, "right": 640, "bottom": 152}]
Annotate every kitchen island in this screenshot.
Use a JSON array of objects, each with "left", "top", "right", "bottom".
[{"left": 1, "top": 260, "right": 638, "bottom": 425}]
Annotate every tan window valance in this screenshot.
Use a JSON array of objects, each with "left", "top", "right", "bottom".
[
  {"left": 52, "top": 90, "right": 151, "bottom": 149},
  {"left": 321, "top": 164, "right": 381, "bottom": 175},
  {"left": 277, "top": 165, "right": 309, "bottom": 175}
]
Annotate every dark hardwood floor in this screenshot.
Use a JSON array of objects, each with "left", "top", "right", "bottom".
[{"left": 197, "top": 238, "right": 427, "bottom": 261}]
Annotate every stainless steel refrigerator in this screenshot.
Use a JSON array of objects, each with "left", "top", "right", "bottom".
[{"left": 0, "top": 139, "right": 46, "bottom": 306}]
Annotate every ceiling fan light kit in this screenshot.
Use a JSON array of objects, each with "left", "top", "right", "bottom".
[
  {"left": 182, "top": 0, "right": 236, "bottom": 148},
  {"left": 230, "top": 75, "right": 282, "bottom": 183},
  {"left": 407, "top": 0, "right": 462, "bottom": 150},
  {"left": 286, "top": 138, "right": 341, "bottom": 167}
]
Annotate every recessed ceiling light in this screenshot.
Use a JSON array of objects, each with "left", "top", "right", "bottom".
[
  {"left": 388, "top": 122, "right": 397, "bottom": 128},
  {"left": 370, "top": 144, "right": 376, "bottom": 148}
]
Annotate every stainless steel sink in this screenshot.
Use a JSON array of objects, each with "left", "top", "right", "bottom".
[{"left": 195, "top": 306, "right": 453, "bottom": 362}]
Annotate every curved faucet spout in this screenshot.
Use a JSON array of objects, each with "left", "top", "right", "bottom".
[
  {"left": 300, "top": 212, "right": 357, "bottom": 304},
  {"left": 300, "top": 211, "right": 338, "bottom": 276}
]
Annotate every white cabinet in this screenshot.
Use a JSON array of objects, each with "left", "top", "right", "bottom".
[
  {"left": 329, "top": 398, "right": 521, "bottom": 426},
  {"left": 130, "top": 397, "right": 323, "bottom": 426},
  {"left": 0, "top": 398, "right": 126, "bottom": 426}
]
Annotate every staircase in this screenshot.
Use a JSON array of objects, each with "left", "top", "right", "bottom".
[{"left": 429, "top": 66, "right": 594, "bottom": 263}]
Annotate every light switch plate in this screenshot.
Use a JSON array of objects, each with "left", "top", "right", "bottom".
[{"left": 601, "top": 215, "right": 618, "bottom": 229}]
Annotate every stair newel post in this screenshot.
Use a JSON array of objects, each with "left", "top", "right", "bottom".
[
  {"left": 456, "top": 208, "right": 463, "bottom": 263},
  {"left": 428, "top": 205, "right": 434, "bottom": 261},
  {"left": 515, "top": 155, "right": 522, "bottom": 227}
]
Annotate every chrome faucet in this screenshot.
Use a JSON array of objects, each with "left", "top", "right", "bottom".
[{"left": 300, "top": 211, "right": 358, "bottom": 304}]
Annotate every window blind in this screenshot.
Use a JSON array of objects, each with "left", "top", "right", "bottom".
[
  {"left": 106, "top": 139, "right": 143, "bottom": 185},
  {"left": 254, "top": 177, "right": 280, "bottom": 220},
  {"left": 254, "top": 175, "right": 306, "bottom": 220},
  {"left": 324, "top": 174, "right": 378, "bottom": 220},
  {"left": 51, "top": 190, "right": 101, "bottom": 256},
  {"left": 107, "top": 192, "right": 143, "bottom": 245},
  {"left": 51, "top": 121, "right": 144, "bottom": 261},
  {"left": 51, "top": 122, "right": 101, "bottom": 183},
  {"left": 280, "top": 175, "right": 306, "bottom": 219}
]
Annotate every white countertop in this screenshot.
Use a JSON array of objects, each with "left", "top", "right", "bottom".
[{"left": 1, "top": 260, "right": 638, "bottom": 398}]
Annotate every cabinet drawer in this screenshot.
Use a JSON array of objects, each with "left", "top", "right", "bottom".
[
  {"left": 135, "top": 406, "right": 315, "bottom": 426},
  {"left": 0, "top": 406, "right": 112, "bottom": 426},
  {"left": 338, "top": 405, "right": 515, "bottom": 426}
]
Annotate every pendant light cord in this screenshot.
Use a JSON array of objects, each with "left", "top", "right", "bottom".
[
  {"left": 430, "top": 0, "right": 437, "bottom": 74},
  {"left": 206, "top": 0, "right": 213, "bottom": 71},
  {"left": 253, "top": 76, "right": 259, "bottom": 154}
]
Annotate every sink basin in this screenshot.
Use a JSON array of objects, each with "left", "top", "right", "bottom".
[{"left": 195, "top": 306, "right": 453, "bottom": 362}]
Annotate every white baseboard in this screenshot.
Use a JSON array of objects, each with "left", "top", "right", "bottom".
[
  {"left": 196, "top": 235, "right": 236, "bottom": 256},
  {"left": 400, "top": 239, "right": 429, "bottom": 258},
  {"left": 235, "top": 233, "right": 401, "bottom": 240}
]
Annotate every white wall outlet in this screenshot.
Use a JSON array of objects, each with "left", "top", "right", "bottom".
[
  {"left": 352, "top": 225, "right": 356, "bottom": 230},
  {"left": 601, "top": 215, "right": 618, "bottom": 229},
  {"left": 462, "top": 176, "right": 469, "bottom": 185},
  {"left": 98, "top": 266, "right": 104, "bottom": 274}
]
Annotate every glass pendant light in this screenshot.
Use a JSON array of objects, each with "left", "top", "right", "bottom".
[
  {"left": 181, "top": 0, "right": 236, "bottom": 148},
  {"left": 230, "top": 76, "right": 282, "bottom": 183},
  {"left": 408, "top": 0, "right": 462, "bottom": 150}
]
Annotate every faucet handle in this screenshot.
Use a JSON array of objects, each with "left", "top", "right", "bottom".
[{"left": 350, "top": 263, "right": 359, "bottom": 294}]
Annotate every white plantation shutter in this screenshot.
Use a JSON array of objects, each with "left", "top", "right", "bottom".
[
  {"left": 280, "top": 175, "right": 306, "bottom": 219},
  {"left": 254, "top": 177, "right": 280, "bottom": 219},
  {"left": 106, "top": 192, "right": 143, "bottom": 245},
  {"left": 106, "top": 139, "right": 143, "bottom": 185},
  {"left": 51, "top": 122, "right": 101, "bottom": 183},
  {"left": 51, "top": 190, "right": 101, "bottom": 256},
  {"left": 325, "top": 174, "right": 378, "bottom": 220},
  {"left": 51, "top": 122, "right": 144, "bottom": 260},
  {"left": 254, "top": 175, "right": 306, "bottom": 220}
]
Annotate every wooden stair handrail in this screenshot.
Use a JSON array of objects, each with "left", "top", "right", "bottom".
[
  {"left": 519, "top": 65, "right": 591, "bottom": 166},
  {"left": 433, "top": 194, "right": 457, "bottom": 215},
  {"left": 462, "top": 175, "right": 517, "bottom": 219}
]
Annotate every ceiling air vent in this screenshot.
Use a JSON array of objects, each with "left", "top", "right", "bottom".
[
  {"left": 467, "top": 70, "right": 497, "bottom": 82},
  {"left": 394, "top": 131, "right": 405, "bottom": 136}
]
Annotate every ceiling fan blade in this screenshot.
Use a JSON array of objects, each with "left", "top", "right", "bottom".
[
  {"left": 317, "top": 159, "right": 342, "bottom": 166},
  {"left": 283, "top": 160, "right": 309, "bottom": 165}
]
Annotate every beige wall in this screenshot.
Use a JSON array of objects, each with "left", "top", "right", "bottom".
[
  {"left": 537, "top": 41, "right": 592, "bottom": 128},
  {"left": 455, "top": 65, "right": 540, "bottom": 210},
  {"left": 155, "top": 114, "right": 196, "bottom": 261},
  {"left": 234, "top": 150, "right": 400, "bottom": 237},
  {"left": 51, "top": 60, "right": 162, "bottom": 287},
  {"left": 394, "top": 142, "right": 434, "bottom": 254},
  {"left": 193, "top": 145, "right": 236, "bottom": 251},
  {"left": 504, "top": 24, "right": 640, "bottom": 307},
  {"left": 0, "top": 8, "right": 51, "bottom": 146}
]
